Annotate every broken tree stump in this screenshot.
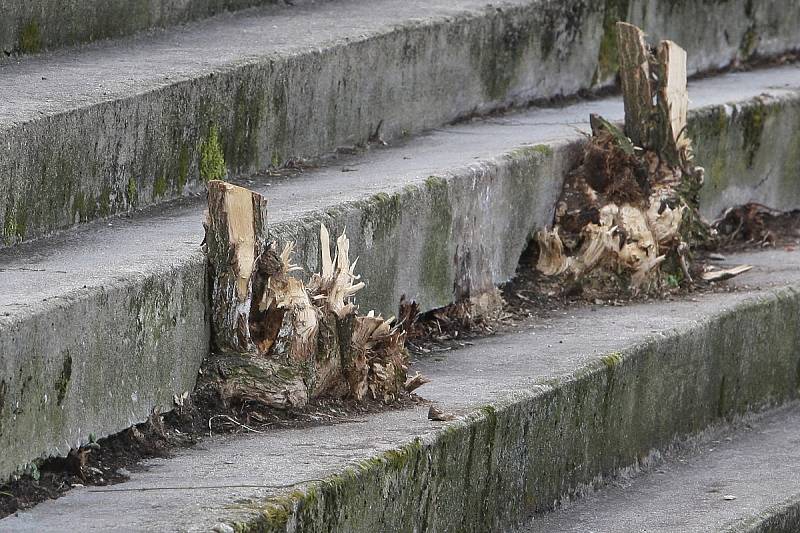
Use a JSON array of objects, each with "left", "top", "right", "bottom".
[
  {"left": 203, "top": 180, "right": 309, "bottom": 408},
  {"left": 534, "top": 22, "right": 722, "bottom": 295},
  {"left": 200, "top": 180, "right": 411, "bottom": 410}
]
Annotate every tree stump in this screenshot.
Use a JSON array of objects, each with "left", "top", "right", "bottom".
[
  {"left": 534, "top": 23, "right": 711, "bottom": 294},
  {"left": 201, "top": 181, "right": 410, "bottom": 409}
]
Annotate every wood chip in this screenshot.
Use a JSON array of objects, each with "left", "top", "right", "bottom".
[
  {"left": 428, "top": 405, "right": 456, "bottom": 422},
  {"left": 700, "top": 265, "right": 753, "bottom": 282},
  {"left": 404, "top": 372, "right": 431, "bottom": 393}
]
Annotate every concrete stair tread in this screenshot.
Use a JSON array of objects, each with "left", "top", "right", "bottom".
[
  {"left": 0, "top": 0, "right": 503, "bottom": 126},
  {"left": 2, "top": 64, "right": 799, "bottom": 314},
  {"left": 2, "top": 247, "right": 798, "bottom": 531},
  {"left": 3, "top": 0, "right": 798, "bottom": 245},
  {"left": 1, "top": 0, "right": 310, "bottom": 57},
  {"left": 520, "top": 405, "right": 800, "bottom": 533}
]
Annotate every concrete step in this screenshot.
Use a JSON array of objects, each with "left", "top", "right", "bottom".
[
  {"left": 1, "top": 0, "right": 288, "bottom": 56},
  {"left": 3, "top": 247, "right": 800, "bottom": 531},
  {"left": 520, "top": 405, "right": 800, "bottom": 533},
  {"left": 2, "top": 0, "right": 799, "bottom": 245},
  {"left": 0, "top": 63, "right": 798, "bottom": 481}
]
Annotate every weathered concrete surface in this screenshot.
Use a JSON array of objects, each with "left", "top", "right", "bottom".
[
  {"left": 3, "top": 248, "right": 800, "bottom": 531},
  {"left": 0, "top": 66, "right": 797, "bottom": 480},
  {"left": 0, "top": 0, "right": 284, "bottom": 55},
  {"left": 691, "top": 94, "right": 800, "bottom": 218},
  {"left": 3, "top": 0, "right": 800, "bottom": 244},
  {"left": 519, "top": 405, "right": 800, "bottom": 533}
]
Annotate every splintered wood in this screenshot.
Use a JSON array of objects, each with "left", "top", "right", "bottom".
[
  {"left": 535, "top": 22, "right": 749, "bottom": 294},
  {"left": 202, "top": 180, "right": 412, "bottom": 409}
]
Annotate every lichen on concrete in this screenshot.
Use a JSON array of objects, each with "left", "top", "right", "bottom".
[
  {"left": 594, "top": 0, "right": 630, "bottom": 85},
  {"left": 419, "top": 176, "right": 454, "bottom": 305},
  {"left": 18, "top": 19, "right": 42, "bottom": 54},
  {"left": 200, "top": 124, "right": 227, "bottom": 182}
]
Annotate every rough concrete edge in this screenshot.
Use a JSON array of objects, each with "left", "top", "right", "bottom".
[
  {"left": 225, "top": 285, "right": 800, "bottom": 532},
  {"left": 0, "top": 0, "right": 287, "bottom": 57},
  {"left": 0, "top": 259, "right": 210, "bottom": 480}
]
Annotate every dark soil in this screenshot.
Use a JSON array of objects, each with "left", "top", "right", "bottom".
[
  {"left": 713, "top": 204, "right": 800, "bottom": 252},
  {"left": 406, "top": 209, "right": 800, "bottom": 355}
]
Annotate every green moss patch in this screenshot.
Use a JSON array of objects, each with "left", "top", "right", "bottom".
[
  {"left": 200, "top": 124, "right": 226, "bottom": 182},
  {"left": 18, "top": 19, "right": 42, "bottom": 54}
]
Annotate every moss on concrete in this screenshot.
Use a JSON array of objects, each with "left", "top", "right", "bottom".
[
  {"left": 360, "top": 192, "right": 403, "bottom": 241},
  {"left": 594, "top": 0, "right": 630, "bottom": 85},
  {"left": 601, "top": 352, "right": 623, "bottom": 369},
  {"left": 471, "top": 9, "right": 532, "bottom": 101},
  {"left": 228, "top": 84, "right": 265, "bottom": 172},
  {"left": 127, "top": 176, "right": 139, "bottom": 208},
  {"left": 18, "top": 19, "right": 42, "bottom": 54},
  {"left": 511, "top": 144, "right": 553, "bottom": 159},
  {"left": 419, "top": 176, "right": 453, "bottom": 304},
  {"left": 153, "top": 173, "right": 168, "bottom": 198},
  {"left": 3, "top": 204, "right": 27, "bottom": 244},
  {"left": 54, "top": 354, "right": 72, "bottom": 407},
  {"left": 227, "top": 285, "right": 800, "bottom": 532},
  {"left": 740, "top": 99, "right": 767, "bottom": 168},
  {"left": 199, "top": 124, "right": 226, "bottom": 182},
  {"left": 739, "top": 26, "right": 759, "bottom": 60}
]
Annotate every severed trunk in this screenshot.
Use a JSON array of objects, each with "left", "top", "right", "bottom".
[
  {"left": 202, "top": 180, "right": 310, "bottom": 408},
  {"left": 534, "top": 23, "right": 716, "bottom": 294},
  {"left": 201, "top": 181, "right": 411, "bottom": 409}
]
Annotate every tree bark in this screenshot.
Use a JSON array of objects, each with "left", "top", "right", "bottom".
[
  {"left": 616, "top": 21, "right": 653, "bottom": 149},
  {"left": 205, "top": 180, "right": 271, "bottom": 354}
]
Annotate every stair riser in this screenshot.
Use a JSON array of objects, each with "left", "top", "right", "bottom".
[
  {"left": 241, "top": 287, "right": 800, "bottom": 532},
  {"left": 692, "top": 94, "right": 800, "bottom": 218},
  {"left": 3, "top": 0, "right": 799, "bottom": 245},
  {"left": 729, "top": 497, "right": 800, "bottom": 533},
  {"left": 0, "top": 263, "right": 208, "bottom": 478}
]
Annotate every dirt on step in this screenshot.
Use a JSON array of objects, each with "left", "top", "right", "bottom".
[
  {"left": 0, "top": 386, "right": 424, "bottom": 519},
  {"left": 404, "top": 209, "right": 800, "bottom": 356}
]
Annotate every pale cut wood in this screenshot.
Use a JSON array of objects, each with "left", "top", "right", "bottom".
[
  {"left": 657, "top": 40, "right": 690, "bottom": 166},
  {"left": 701, "top": 265, "right": 753, "bottom": 282},
  {"left": 615, "top": 22, "right": 653, "bottom": 148},
  {"left": 205, "top": 180, "right": 270, "bottom": 354}
]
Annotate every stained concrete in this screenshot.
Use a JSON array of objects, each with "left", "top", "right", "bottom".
[
  {"left": 2, "top": 0, "right": 800, "bottom": 243},
  {"left": 3, "top": 248, "right": 800, "bottom": 531},
  {"left": 0, "top": 65, "right": 798, "bottom": 480},
  {"left": 521, "top": 405, "right": 800, "bottom": 533},
  {"left": 0, "top": 0, "right": 289, "bottom": 55}
]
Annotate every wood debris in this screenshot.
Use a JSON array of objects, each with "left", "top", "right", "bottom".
[
  {"left": 427, "top": 405, "right": 456, "bottom": 422},
  {"left": 404, "top": 372, "right": 431, "bottom": 393},
  {"left": 201, "top": 181, "right": 420, "bottom": 409},
  {"left": 700, "top": 265, "right": 753, "bottom": 282}
]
